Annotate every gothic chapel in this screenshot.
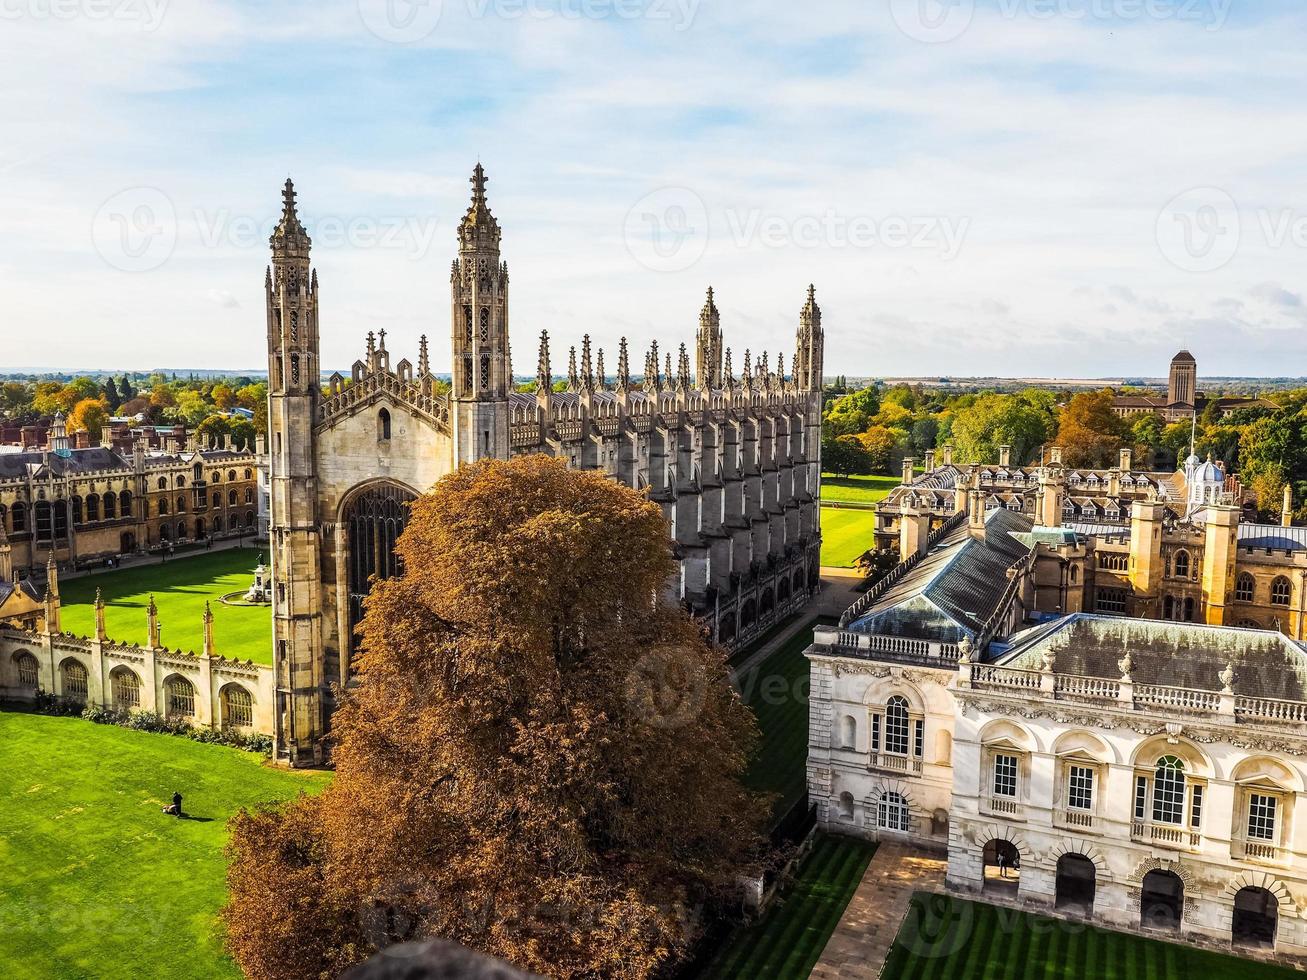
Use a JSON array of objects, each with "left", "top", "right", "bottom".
[{"left": 267, "top": 167, "right": 825, "bottom": 763}]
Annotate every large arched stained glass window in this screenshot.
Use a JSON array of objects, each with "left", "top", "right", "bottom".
[{"left": 344, "top": 483, "right": 416, "bottom": 652}]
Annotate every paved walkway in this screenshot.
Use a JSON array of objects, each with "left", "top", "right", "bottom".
[
  {"left": 730, "top": 569, "right": 866, "bottom": 680},
  {"left": 810, "top": 841, "right": 947, "bottom": 980}
]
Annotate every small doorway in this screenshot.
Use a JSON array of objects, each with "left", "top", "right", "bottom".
[
  {"left": 1055, "top": 854, "right": 1096, "bottom": 914},
  {"left": 1140, "top": 870, "right": 1184, "bottom": 932},
  {"left": 983, "top": 840, "right": 1020, "bottom": 892},
  {"left": 1232, "top": 887, "right": 1278, "bottom": 950}
]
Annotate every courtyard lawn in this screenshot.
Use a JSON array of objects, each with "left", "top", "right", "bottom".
[
  {"left": 738, "top": 623, "right": 818, "bottom": 818},
  {"left": 0, "top": 711, "right": 330, "bottom": 980},
  {"left": 820, "top": 507, "right": 880, "bottom": 568},
  {"left": 701, "top": 833, "right": 877, "bottom": 979},
  {"left": 882, "top": 892, "right": 1302, "bottom": 980},
  {"left": 58, "top": 548, "right": 273, "bottom": 664},
  {"left": 821, "top": 473, "right": 899, "bottom": 505}
]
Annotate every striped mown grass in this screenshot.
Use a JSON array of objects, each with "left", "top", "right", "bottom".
[
  {"left": 883, "top": 892, "right": 1302, "bottom": 980},
  {"left": 819, "top": 507, "right": 880, "bottom": 567},
  {"left": 738, "top": 624, "right": 815, "bottom": 818},
  {"left": 702, "top": 833, "right": 877, "bottom": 979}
]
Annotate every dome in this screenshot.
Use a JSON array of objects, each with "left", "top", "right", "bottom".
[
  {"left": 1194, "top": 455, "right": 1224, "bottom": 484},
  {"left": 1183, "top": 452, "right": 1201, "bottom": 470}
]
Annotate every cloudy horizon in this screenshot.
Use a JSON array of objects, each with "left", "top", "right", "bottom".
[{"left": 4, "top": 0, "right": 1306, "bottom": 378}]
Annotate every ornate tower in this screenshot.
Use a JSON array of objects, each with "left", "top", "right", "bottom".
[
  {"left": 794, "top": 284, "right": 824, "bottom": 392},
  {"left": 266, "top": 178, "right": 327, "bottom": 764},
  {"left": 451, "top": 163, "right": 511, "bottom": 464},
  {"left": 695, "top": 287, "right": 723, "bottom": 389}
]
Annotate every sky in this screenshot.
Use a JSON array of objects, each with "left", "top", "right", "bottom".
[{"left": 2, "top": 0, "right": 1306, "bottom": 378}]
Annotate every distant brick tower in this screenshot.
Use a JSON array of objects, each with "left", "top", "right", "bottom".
[
  {"left": 695, "top": 286, "right": 723, "bottom": 389},
  {"left": 266, "top": 178, "right": 327, "bottom": 764},
  {"left": 450, "top": 164, "right": 511, "bottom": 463}
]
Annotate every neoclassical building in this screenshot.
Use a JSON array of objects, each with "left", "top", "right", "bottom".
[
  {"left": 808, "top": 461, "right": 1307, "bottom": 960},
  {"left": 268, "top": 168, "right": 825, "bottom": 764}
]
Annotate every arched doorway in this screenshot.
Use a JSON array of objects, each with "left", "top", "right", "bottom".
[
  {"left": 1140, "top": 870, "right": 1184, "bottom": 931},
  {"left": 983, "top": 840, "right": 1020, "bottom": 891},
  {"left": 1055, "top": 854, "right": 1096, "bottom": 913},
  {"left": 1232, "top": 887, "right": 1278, "bottom": 949},
  {"left": 120, "top": 531, "right": 136, "bottom": 554},
  {"left": 343, "top": 482, "right": 417, "bottom": 656}
]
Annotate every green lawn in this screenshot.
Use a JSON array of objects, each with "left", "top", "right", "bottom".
[
  {"left": 59, "top": 549, "right": 273, "bottom": 664},
  {"left": 882, "top": 893, "right": 1302, "bottom": 980},
  {"left": 820, "top": 507, "right": 880, "bottom": 567},
  {"left": 0, "top": 711, "right": 330, "bottom": 979},
  {"left": 821, "top": 473, "right": 899, "bottom": 505},
  {"left": 701, "top": 834, "right": 877, "bottom": 979},
  {"left": 738, "top": 623, "right": 818, "bottom": 818}
]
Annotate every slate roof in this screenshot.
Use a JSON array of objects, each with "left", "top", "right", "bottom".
[
  {"left": 847, "top": 507, "right": 1034, "bottom": 642},
  {"left": 998, "top": 614, "right": 1307, "bottom": 700},
  {"left": 1239, "top": 523, "right": 1307, "bottom": 553},
  {"left": 0, "top": 447, "right": 131, "bottom": 478},
  {"left": 0, "top": 579, "right": 42, "bottom": 605}
]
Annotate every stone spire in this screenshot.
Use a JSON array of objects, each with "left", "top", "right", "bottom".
[
  {"left": 677, "top": 343, "right": 690, "bottom": 391},
  {"left": 567, "top": 346, "right": 579, "bottom": 393},
  {"left": 43, "top": 555, "right": 60, "bottom": 634},
  {"left": 665, "top": 351, "right": 674, "bottom": 387},
  {"left": 45, "top": 553, "right": 58, "bottom": 598},
  {"left": 458, "top": 162, "right": 501, "bottom": 249},
  {"left": 203, "top": 601, "right": 215, "bottom": 658},
  {"left": 93, "top": 588, "right": 107, "bottom": 641},
  {"left": 724, "top": 347, "right": 734, "bottom": 387},
  {"left": 742, "top": 349, "right": 753, "bottom": 388},
  {"left": 270, "top": 178, "right": 311, "bottom": 257},
  {"left": 147, "top": 594, "right": 161, "bottom": 649},
  {"left": 795, "top": 283, "right": 824, "bottom": 392},
  {"left": 644, "top": 341, "right": 660, "bottom": 393},
  {"left": 616, "top": 337, "right": 631, "bottom": 392},
  {"left": 580, "top": 335, "right": 594, "bottom": 391},
  {"left": 696, "top": 285, "right": 723, "bottom": 389},
  {"left": 418, "top": 334, "right": 430, "bottom": 376},
  {"left": 536, "top": 331, "right": 551, "bottom": 395},
  {"left": 595, "top": 348, "right": 606, "bottom": 391},
  {"left": 777, "top": 351, "right": 786, "bottom": 384},
  {"left": 759, "top": 351, "right": 770, "bottom": 384}
]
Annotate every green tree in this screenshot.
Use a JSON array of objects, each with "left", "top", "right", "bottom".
[
  {"left": 950, "top": 394, "right": 1050, "bottom": 465},
  {"left": 856, "top": 425, "right": 898, "bottom": 474},
  {"left": 822, "top": 433, "right": 873, "bottom": 477},
  {"left": 195, "top": 414, "right": 232, "bottom": 447},
  {"left": 824, "top": 387, "right": 880, "bottom": 437},
  {"left": 101, "top": 377, "right": 122, "bottom": 412}
]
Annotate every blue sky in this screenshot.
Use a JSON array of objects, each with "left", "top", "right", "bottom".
[{"left": 3, "top": 0, "right": 1306, "bottom": 377}]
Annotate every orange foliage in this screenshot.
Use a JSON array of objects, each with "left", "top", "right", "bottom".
[{"left": 225, "top": 456, "right": 768, "bottom": 979}]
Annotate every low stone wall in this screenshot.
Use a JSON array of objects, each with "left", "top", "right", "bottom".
[{"left": 0, "top": 628, "right": 276, "bottom": 735}]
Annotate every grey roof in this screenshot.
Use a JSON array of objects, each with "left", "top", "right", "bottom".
[
  {"left": 0, "top": 579, "right": 42, "bottom": 605},
  {"left": 847, "top": 508, "right": 1034, "bottom": 642},
  {"left": 0, "top": 447, "right": 131, "bottom": 479},
  {"left": 999, "top": 614, "right": 1307, "bottom": 699},
  {"left": 1239, "top": 523, "right": 1307, "bottom": 553}
]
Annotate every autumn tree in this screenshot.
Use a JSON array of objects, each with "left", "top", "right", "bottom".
[
  {"left": 1054, "top": 391, "right": 1129, "bottom": 469},
  {"left": 855, "top": 425, "right": 898, "bottom": 474},
  {"left": 822, "top": 432, "right": 873, "bottom": 477},
  {"left": 225, "top": 456, "right": 768, "bottom": 980},
  {"left": 66, "top": 397, "right": 108, "bottom": 443}
]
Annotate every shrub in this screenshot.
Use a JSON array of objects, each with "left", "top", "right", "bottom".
[{"left": 30, "top": 698, "right": 273, "bottom": 755}]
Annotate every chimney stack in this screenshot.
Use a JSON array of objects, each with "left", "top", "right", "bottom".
[
  {"left": 999, "top": 445, "right": 1011, "bottom": 468},
  {"left": 1120, "top": 447, "right": 1133, "bottom": 472},
  {"left": 1284, "top": 484, "right": 1294, "bottom": 528},
  {"left": 924, "top": 449, "right": 936, "bottom": 471},
  {"left": 902, "top": 456, "right": 916, "bottom": 486},
  {"left": 1050, "top": 446, "right": 1063, "bottom": 466}
]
